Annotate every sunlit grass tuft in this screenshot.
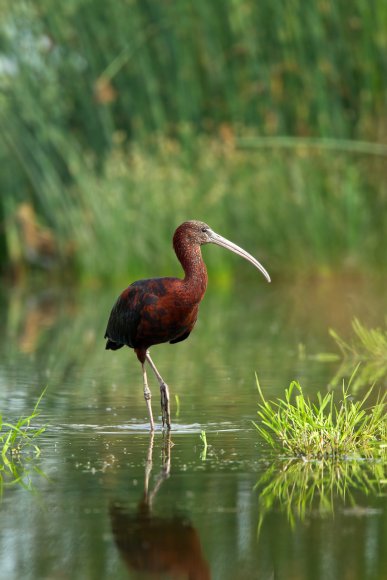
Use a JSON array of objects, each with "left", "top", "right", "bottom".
[
  {"left": 0, "top": 389, "right": 47, "bottom": 493},
  {"left": 1, "top": 389, "right": 47, "bottom": 462},
  {"left": 254, "top": 374, "right": 386, "bottom": 459}
]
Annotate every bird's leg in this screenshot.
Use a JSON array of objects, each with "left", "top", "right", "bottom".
[
  {"left": 145, "top": 351, "right": 171, "bottom": 430},
  {"left": 141, "top": 362, "right": 155, "bottom": 431}
]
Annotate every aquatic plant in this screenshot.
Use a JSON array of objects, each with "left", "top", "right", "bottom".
[
  {"left": 254, "top": 375, "right": 386, "bottom": 459},
  {"left": 0, "top": 389, "right": 46, "bottom": 462},
  {"left": 0, "top": 389, "right": 47, "bottom": 493},
  {"left": 330, "top": 318, "right": 387, "bottom": 390},
  {"left": 0, "top": 453, "right": 47, "bottom": 495},
  {"left": 2, "top": 139, "right": 386, "bottom": 282},
  {"left": 174, "top": 394, "right": 181, "bottom": 418},
  {"left": 1, "top": 2, "right": 387, "bottom": 279},
  {"left": 2, "top": 1, "right": 387, "bottom": 149},
  {"left": 331, "top": 318, "right": 387, "bottom": 360}
]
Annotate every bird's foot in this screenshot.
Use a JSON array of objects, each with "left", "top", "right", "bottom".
[{"left": 160, "top": 382, "right": 171, "bottom": 430}]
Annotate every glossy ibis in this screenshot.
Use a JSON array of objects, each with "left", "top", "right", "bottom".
[{"left": 105, "top": 220, "right": 270, "bottom": 430}]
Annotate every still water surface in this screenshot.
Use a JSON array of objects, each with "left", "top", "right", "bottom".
[{"left": 0, "top": 275, "right": 386, "bottom": 579}]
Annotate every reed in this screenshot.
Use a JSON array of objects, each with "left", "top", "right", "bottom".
[
  {"left": 1, "top": 1, "right": 387, "bottom": 279},
  {"left": 2, "top": 138, "right": 387, "bottom": 282},
  {"left": 2, "top": 0, "right": 386, "bottom": 143}
]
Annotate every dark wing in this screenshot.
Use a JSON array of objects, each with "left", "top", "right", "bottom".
[
  {"left": 104, "top": 283, "right": 144, "bottom": 349},
  {"left": 105, "top": 277, "right": 199, "bottom": 351}
]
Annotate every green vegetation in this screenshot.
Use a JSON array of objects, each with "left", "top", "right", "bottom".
[
  {"left": 1, "top": 389, "right": 47, "bottom": 493},
  {"left": 3, "top": 1, "right": 386, "bottom": 147},
  {"left": 174, "top": 394, "right": 181, "bottom": 418},
  {"left": 1, "top": 388, "right": 46, "bottom": 458},
  {"left": 1, "top": 1, "right": 387, "bottom": 280},
  {"left": 254, "top": 376, "right": 386, "bottom": 459},
  {"left": 0, "top": 453, "right": 47, "bottom": 494},
  {"left": 330, "top": 319, "right": 387, "bottom": 390},
  {"left": 1, "top": 141, "right": 386, "bottom": 282},
  {"left": 255, "top": 371, "right": 387, "bottom": 531}
]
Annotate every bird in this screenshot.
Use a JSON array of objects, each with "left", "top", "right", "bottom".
[{"left": 105, "top": 220, "right": 270, "bottom": 430}]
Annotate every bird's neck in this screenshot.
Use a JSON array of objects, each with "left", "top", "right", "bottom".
[{"left": 174, "top": 240, "right": 208, "bottom": 301}]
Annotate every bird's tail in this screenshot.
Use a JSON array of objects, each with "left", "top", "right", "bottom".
[{"left": 105, "top": 339, "right": 124, "bottom": 351}]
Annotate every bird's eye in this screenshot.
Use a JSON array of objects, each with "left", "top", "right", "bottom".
[{"left": 201, "top": 227, "right": 207, "bottom": 232}]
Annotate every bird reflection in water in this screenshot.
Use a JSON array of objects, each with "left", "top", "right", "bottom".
[{"left": 110, "top": 433, "right": 210, "bottom": 579}]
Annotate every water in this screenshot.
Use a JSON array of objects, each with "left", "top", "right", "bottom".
[{"left": 0, "top": 275, "right": 386, "bottom": 579}]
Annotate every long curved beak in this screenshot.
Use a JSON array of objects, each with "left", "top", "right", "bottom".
[{"left": 208, "top": 230, "right": 271, "bottom": 283}]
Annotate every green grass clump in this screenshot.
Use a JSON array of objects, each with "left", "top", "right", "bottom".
[
  {"left": 254, "top": 376, "right": 386, "bottom": 459},
  {"left": 330, "top": 319, "right": 387, "bottom": 390},
  {"left": 0, "top": 389, "right": 46, "bottom": 462},
  {"left": 331, "top": 318, "right": 387, "bottom": 360},
  {"left": 0, "top": 390, "right": 47, "bottom": 493}
]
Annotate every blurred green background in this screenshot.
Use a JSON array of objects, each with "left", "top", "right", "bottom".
[{"left": 1, "top": 0, "right": 387, "bottom": 283}]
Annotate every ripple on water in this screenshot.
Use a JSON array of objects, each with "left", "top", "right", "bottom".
[{"left": 60, "top": 420, "right": 244, "bottom": 434}]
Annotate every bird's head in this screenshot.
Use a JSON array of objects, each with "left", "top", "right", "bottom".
[{"left": 174, "top": 220, "right": 271, "bottom": 282}]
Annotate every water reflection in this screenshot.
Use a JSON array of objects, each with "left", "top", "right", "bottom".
[
  {"left": 0, "top": 453, "right": 47, "bottom": 494},
  {"left": 0, "top": 278, "right": 387, "bottom": 578},
  {"left": 2, "top": 274, "right": 386, "bottom": 421},
  {"left": 256, "top": 456, "right": 387, "bottom": 530},
  {"left": 110, "top": 433, "right": 210, "bottom": 579}
]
